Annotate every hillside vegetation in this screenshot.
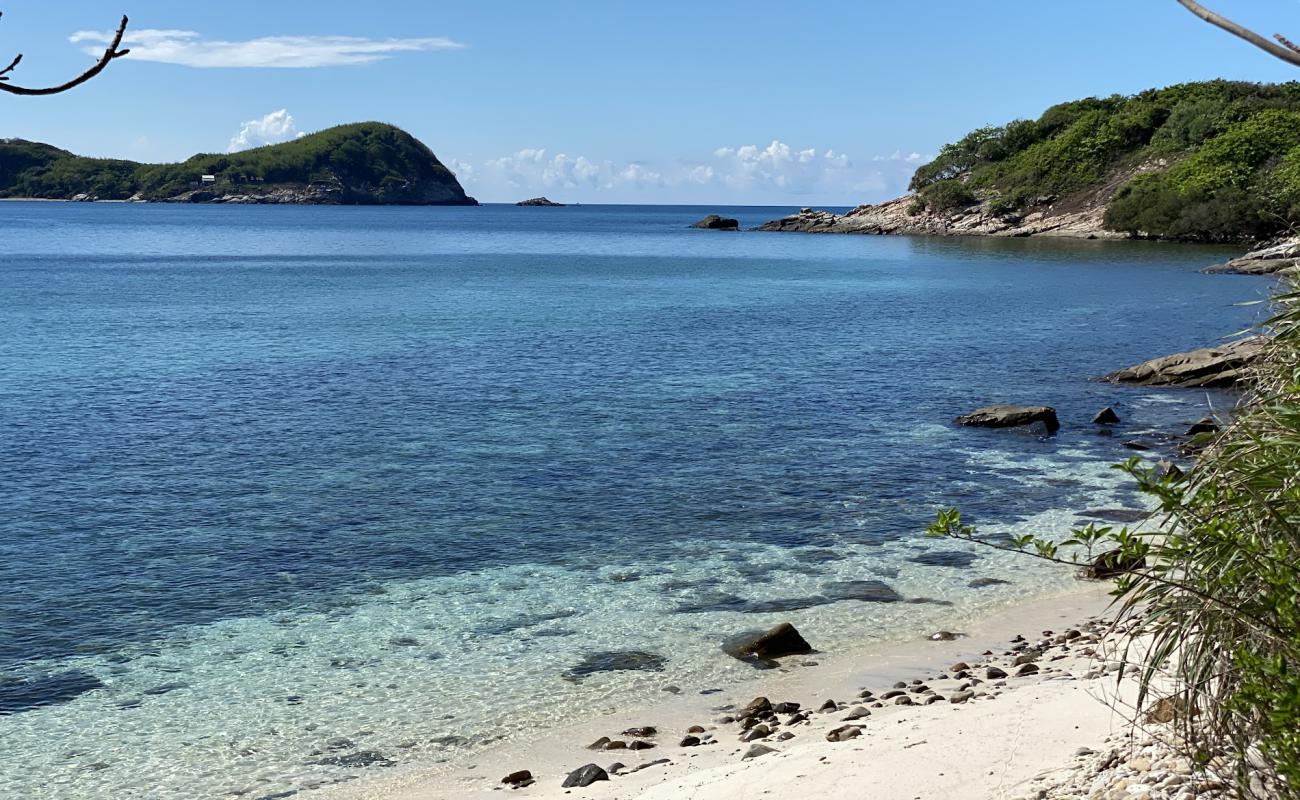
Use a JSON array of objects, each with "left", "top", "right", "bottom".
[
  {"left": 0, "top": 122, "right": 475, "bottom": 205},
  {"left": 909, "top": 80, "right": 1300, "bottom": 242}
]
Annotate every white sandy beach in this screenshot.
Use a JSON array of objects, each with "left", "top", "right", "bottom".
[{"left": 317, "top": 584, "right": 1146, "bottom": 800}]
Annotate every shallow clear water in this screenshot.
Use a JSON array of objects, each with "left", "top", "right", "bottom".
[{"left": 0, "top": 203, "right": 1265, "bottom": 799}]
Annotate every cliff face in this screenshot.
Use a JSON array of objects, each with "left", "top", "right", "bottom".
[
  {"left": 757, "top": 196, "right": 1119, "bottom": 239},
  {"left": 0, "top": 123, "right": 477, "bottom": 206}
]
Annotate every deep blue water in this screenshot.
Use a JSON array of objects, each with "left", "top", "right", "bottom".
[{"left": 0, "top": 203, "right": 1263, "bottom": 673}]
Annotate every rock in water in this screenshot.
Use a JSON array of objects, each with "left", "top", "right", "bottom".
[
  {"left": 563, "top": 651, "right": 667, "bottom": 682},
  {"left": 561, "top": 764, "right": 609, "bottom": 788},
  {"left": 516, "top": 196, "right": 565, "bottom": 207},
  {"left": 1186, "top": 417, "right": 1220, "bottom": 436},
  {"left": 1093, "top": 407, "right": 1121, "bottom": 425},
  {"left": 1102, "top": 337, "right": 1266, "bottom": 388},
  {"left": 689, "top": 214, "right": 740, "bottom": 230},
  {"left": 955, "top": 405, "right": 1060, "bottom": 435},
  {"left": 720, "top": 623, "right": 814, "bottom": 664},
  {"left": 0, "top": 670, "right": 104, "bottom": 715}
]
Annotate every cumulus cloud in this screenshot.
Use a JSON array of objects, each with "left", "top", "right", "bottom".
[
  {"left": 69, "top": 29, "right": 464, "bottom": 68},
  {"left": 228, "top": 109, "right": 305, "bottom": 152},
  {"left": 457, "top": 140, "right": 927, "bottom": 203}
]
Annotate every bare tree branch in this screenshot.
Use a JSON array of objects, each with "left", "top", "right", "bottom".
[
  {"left": 1276, "top": 33, "right": 1300, "bottom": 56},
  {"left": 0, "top": 13, "right": 129, "bottom": 96},
  {"left": 1175, "top": 0, "right": 1300, "bottom": 67}
]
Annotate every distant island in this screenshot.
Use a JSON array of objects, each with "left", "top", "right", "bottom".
[
  {"left": 516, "top": 196, "right": 565, "bottom": 207},
  {"left": 761, "top": 80, "right": 1300, "bottom": 244},
  {"left": 0, "top": 122, "right": 477, "bottom": 205}
]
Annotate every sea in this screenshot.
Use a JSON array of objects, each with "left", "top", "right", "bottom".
[{"left": 0, "top": 202, "right": 1266, "bottom": 799}]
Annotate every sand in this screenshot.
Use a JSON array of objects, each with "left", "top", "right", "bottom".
[{"left": 319, "top": 584, "right": 1142, "bottom": 800}]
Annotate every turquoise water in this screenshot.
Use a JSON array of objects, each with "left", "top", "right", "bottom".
[{"left": 0, "top": 203, "right": 1263, "bottom": 799}]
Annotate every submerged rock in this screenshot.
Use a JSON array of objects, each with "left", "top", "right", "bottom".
[
  {"left": 821, "top": 579, "right": 902, "bottom": 603},
  {"left": 956, "top": 405, "right": 1061, "bottom": 434},
  {"left": 689, "top": 214, "right": 740, "bottom": 230},
  {"left": 909, "top": 550, "right": 979, "bottom": 568},
  {"left": 563, "top": 651, "right": 667, "bottom": 682},
  {"left": 0, "top": 670, "right": 104, "bottom": 715},
  {"left": 1102, "top": 337, "right": 1266, "bottom": 388},
  {"left": 721, "top": 622, "right": 814, "bottom": 665}
]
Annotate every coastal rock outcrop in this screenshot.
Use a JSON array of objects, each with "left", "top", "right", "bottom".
[
  {"left": 689, "top": 214, "right": 739, "bottom": 230},
  {"left": 516, "top": 196, "right": 565, "bottom": 207},
  {"left": 1102, "top": 337, "right": 1266, "bottom": 388},
  {"left": 755, "top": 196, "right": 1121, "bottom": 239},
  {"left": 1204, "top": 239, "right": 1300, "bottom": 275},
  {"left": 955, "top": 405, "right": 1061, "bottom": 434}
]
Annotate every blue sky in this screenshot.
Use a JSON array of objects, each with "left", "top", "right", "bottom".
[{"left": 4, "top": 0, "right": 1300, "bottom": 204}]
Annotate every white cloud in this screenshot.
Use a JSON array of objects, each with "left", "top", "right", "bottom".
[
  {"left": 69, "top": 29, "right": 464, "bottom": 69},
  {"left": 874, "top": 150, "right": 931, "bottom": 164},
  {"left": 457, "top": 140, "right": 928, "bottom": 203},
  {"left": 228, "top": 109, "right": 305, "bottom": 152}
]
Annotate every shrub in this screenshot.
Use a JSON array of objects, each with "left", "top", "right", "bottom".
[{"left": 918, "top": 179, "right": 976, "bottom": 212}]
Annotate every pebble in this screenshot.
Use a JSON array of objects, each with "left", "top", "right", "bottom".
[{"left": 742, "top": 744, "right": 777, "bottom": 760}]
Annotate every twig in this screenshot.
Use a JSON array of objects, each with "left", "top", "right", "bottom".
[{"left": 0, "top": 14, "right": 129, "bottom": 96}]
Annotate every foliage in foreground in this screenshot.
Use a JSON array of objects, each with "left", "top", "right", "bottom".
[
  {"left": 909, "top": 80, "right": 1300, "bottom": 242},
  {"left": 0, "top": 122, "right": 464, "bottom": 201},
  {"left": 930, "top": 278, "right": 1300, "bottom": 797}
]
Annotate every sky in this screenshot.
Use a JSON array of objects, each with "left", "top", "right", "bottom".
[{"left": 3, "top": 0, "right": 1300, "bottom": 205}]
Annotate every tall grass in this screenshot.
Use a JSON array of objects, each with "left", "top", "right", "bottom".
[{"left": 931, "top": 276, "right": 1300, "bottom": 797}]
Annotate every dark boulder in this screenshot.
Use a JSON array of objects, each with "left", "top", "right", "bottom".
[
  {"left": 721, "top": 623, "right": 814, "bottom": 664},
  {"left": 689, "top": 214, "right": 740, "bottom": 231},
  {"left": 1083, "top": 549, "right": 1146, "bottom": 580},
  {"left": 502, "top": 769, "right": 534, "bottom": 788},
  {"left": 956, "top": 405, "right": 1060, "bottom": 435},
  {"left": 561, "top": 764, "right": 609, "bottom": 788},
  {"left": 1186, "top": 417, "right": 1220, "bottom": 436},
  {"left": 1093, "top": 407, "right": 1121, "bottom": 425}
]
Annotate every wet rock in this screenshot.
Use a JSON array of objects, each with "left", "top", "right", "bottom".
[
  {"left": 586, "top": 737, "right": 611, "bottom": 751},
  {"left": 822, "top": 579, "right": 902, "bottom": 603},
  {"left": 1093, "top": 407, "right": 1121, "bottom": 425},
  {"left": 1079, "top": 508, "right": 1148, "bottom": 524},
  {"left": 929, "top": 630, "right": 963, "bottom": 641},
  {"left": 501, "top": 769, "right": 534, "bottom": 788},
  {"left": 772, "top": 702, "right": 801, "bottom": 714},
  {"left": 1122, "top": 440, "right": 1152, "bottom": 451},
  {"left": 622, "top": 726, "right": 656, "bottom": 737},
  {"left": 956, "top": 405, "right": 1060, "bottom": 435},
  {"left": 721, "top": 623, "right": 813, "bottom": 664},
  {"left": 563, "top": 650, "right": 667, "bottom": 682},
  {"left": 986, "top": 667, "right": 1008, "bottom": 680},
  {"left": 1186, "top": 417, "right": 1220, "bottom": 436},
  {"left": 561, "top": 764, "right": 609, "bottom": 788},
  {"left": 1102, "top": 337, "right": 1266, "bottom": 388},
  {"left": 968, "top": 577, "right": 1010, "bottom": 589},
  {"left": 743, "top": 744, "right": 777, "bottom": 760},
  {"left": 1084, "top": 549, "right": 1146, "bottom": 580},
  {"left": 689, "top": 214, "right": 740, "bottom": 231},
  {"left": 628, "top": 740, "right": 656, "bottom": 751}
]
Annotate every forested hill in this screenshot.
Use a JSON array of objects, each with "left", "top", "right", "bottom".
[
  {"left": 906, "top": 80, "right": 1300, "bottom": 242},
  {"left": 0, "top": 122, "right": 477, "bottom": 205}
]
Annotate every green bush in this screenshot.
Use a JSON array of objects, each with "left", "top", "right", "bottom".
[
  {"left": 909, "top": 80, "right": 1300, "bottom": 241},
  {"left": 918, "top": 179, "right": 976, "bottom": 212}
]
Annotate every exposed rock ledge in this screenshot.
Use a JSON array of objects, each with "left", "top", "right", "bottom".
[
  {"left": 1205, "top": 238, "right": 1300, "bottom": 275},
  {"left": 1102, "top": 337, "right": 1267, "bottom": 388},
  {"left": 756, "top": 196, "right": 1124, "bottom": 239}
]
